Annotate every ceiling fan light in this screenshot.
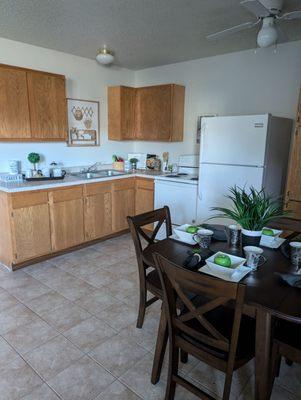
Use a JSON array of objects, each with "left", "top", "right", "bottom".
[
  {"left": 96, "top": 46, "right": 114, "bottom": 65},
  {"left": 257, "top": 17, "right": 278, "bottom": 47}
]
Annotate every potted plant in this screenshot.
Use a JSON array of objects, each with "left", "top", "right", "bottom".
[
  {"left": 210, "top": 186, "right": 288, "bottom": 246},
  {"left": 129, "top": 157, "right": 139, "bottom": 171},
  {"left": 27, "top": 152, "right": 40, "bottom": 173}
]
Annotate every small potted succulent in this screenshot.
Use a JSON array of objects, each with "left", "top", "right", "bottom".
[
  {"left": 211, "top": 186, "right": 288, "bottom": 246},
  {"left": 129, "top": 157, "right": 139, "bottom": 171},
  {"left": 27, "top": 152, "right": 40, "bottom": 173}
]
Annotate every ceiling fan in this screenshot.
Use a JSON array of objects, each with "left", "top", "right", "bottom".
[{"left": 206, "top": 0, "right": 301, "bottom": 48}]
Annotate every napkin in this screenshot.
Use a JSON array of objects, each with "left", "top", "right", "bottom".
[{"left": 276, "top": 272, "right": 301, "bottom": 288}]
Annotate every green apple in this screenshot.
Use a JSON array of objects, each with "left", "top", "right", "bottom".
[
  {"left": 214, "top": 254, "right": 232, "bottom": 268},
  {"left": 186, "top": 226, "right": 199, "bottom": 234},
  {"left": 262, "top": 228, "right": 275, "bottom": 236}
]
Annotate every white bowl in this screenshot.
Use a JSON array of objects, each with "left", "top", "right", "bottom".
[
  {"left": 173, "top": 224, "right": 198, "bottom": 245},
  {"left": 205, "top": 252, "right": 246, "bottom": 278},
  {"left": 260, "top": 227, "right": 282, "bottom": 246}
]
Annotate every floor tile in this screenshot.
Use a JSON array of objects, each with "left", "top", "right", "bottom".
[
  {"left": 0, "top": 303, "right": 37, "bottom": 335},
  {"left": 239, "top": 376, "right": 298, "bottom": 400},
  {"left": 0, "top": 288, "right": 19, "bottom": 311},
  {"left": 0, "top": 357, "right": 43, "bottom": 400},
  {"left": 96, "top": 380, "right": 141, "bottom": 400},
  {"left": 96, "top": 303, "right": 138, "bottom": 331},
  {"left": 21, "top": 383, "right": 60, "bottom": 400},
  {"left": 4, "top": 317, "right": 58, "bottom": 355},
  {"left": 47, "top": 355, "right": 115, "bottom": 400},
  {"left": 118, "top": 323, "right": 158, "bottom": 351},
  {"left": 24, "top": 263, "right": 63, "bottom": 283},
  {"left": 79, "top": 268, "right": 116, "bottom": 288},
  {"left": 8, "top": 280, "right": 51, "bottom": 302},
  {"left": 0, "top": 336, "right": 19, "bottom": 368},
  {"left": 63, "top": 316, "right": 116, "bottom": 353},
  {"left": 24, "top": 335, "right": 84, "bottom": 380},
  {"left": 274, "top": 360, "right": 301, "bottom": 398},
  {"left": 75, "top": 287, "right": 123, "bottom": 314},
  {"left": 103, "top": 277, "right": 137, "bottom": 300},
  {"left": 89, "top": 334, "right": 148, "bottom": 377},
  {"left": 0, "top": 271, "right": 38, "bottom": 291},
  {"left": 39, "top": 302, "right": 91, "bottom": 332},
  {"left": 24, "top": 290, "right": 70, "bottom": 316},
  {"left": 51, "top": 276, "right": 96, "bottom": 301}
]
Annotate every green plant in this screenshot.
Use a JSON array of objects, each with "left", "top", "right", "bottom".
[
  {"left": 129, "top": 158, "right": 139, "bottom": 165},
  {"left": 27, "top": 153, "right": 40, "bottom": 170},
  {"left": 210, "top": 186, "right": 288, "bottom": 231}
]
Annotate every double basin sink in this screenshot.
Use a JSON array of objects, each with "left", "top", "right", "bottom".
[{"left": 71, "top": 169, "right": 127, "bottom": 180}]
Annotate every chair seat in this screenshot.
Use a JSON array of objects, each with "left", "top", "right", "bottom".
[
  {"left": 275, "top": 319, "right": 301, "bottom": 351},
  {"left": 180, "top": 301, "right": 255, "bottom": 363},
  {"left": 146, "top": 269, "right": 163, "bottom": 298}
]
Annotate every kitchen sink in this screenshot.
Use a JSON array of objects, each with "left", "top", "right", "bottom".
[{"left": 71, "top": 170, "right": 126, "bottom": 179}]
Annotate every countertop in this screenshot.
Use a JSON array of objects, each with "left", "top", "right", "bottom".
[{"left": 0, "top": 169, "right": 198, "bottom": 193}]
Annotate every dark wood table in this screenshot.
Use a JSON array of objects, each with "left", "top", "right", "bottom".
[{"left": 143, "top": 238, "right": 301, "bottom": 400}]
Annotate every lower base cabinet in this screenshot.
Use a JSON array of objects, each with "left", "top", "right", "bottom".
[{"left": 0, "top": 177, "right": 154, "bottom": 269}]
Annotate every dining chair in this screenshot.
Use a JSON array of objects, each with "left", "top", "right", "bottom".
[
  {"left": 127, "top": 206, "right": 172, "bottom": 329},
  {"left": 269, "top": 315, "right": 301, "bottom": 396},
  {"left": 153, "top": 252, "right": 255, "bottom": 400}
]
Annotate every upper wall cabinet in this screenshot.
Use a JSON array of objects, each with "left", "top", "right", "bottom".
[
  {"left": 108, "top": 84, "right": 185, "bottom": 142},
  {"left": 27, "top": 71, "right": 67, "bottom": 141},
  {"left": 108, "top": 86, "right": 136, "bottom": 140},
  {"left": 0, "top": 66, "right": 31, "bottom": 140},
  {"left": 0, "top": 64, "right": 67, "bottom": 142}
]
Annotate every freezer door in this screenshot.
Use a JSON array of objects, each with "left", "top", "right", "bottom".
[
  {"left": 200, "top": 115, "right": 269, "bottom": 166},
  {"left": 197, "top": 163, "right": 264, "bottom": 223},
  {"left": 155, "top": 180, "right": 198, "bottom": 225}
]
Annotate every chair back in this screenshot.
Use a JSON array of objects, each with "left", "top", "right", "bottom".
[
  {"left": 153, "top": 253, "right": 246, "bottom": 357},
  {"left": 127, "top": 206, "right": 172, "bottom": 262}
]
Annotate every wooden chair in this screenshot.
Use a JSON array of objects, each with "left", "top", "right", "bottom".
[
  {"left": 153, "top": 253, "right": 255, "bottom": 400},
  {"left": 127, "top": 206, "right": 172, "bottom": 328},
  {"left": 270, "top": 316, "right": 301, "bottom": 396}
]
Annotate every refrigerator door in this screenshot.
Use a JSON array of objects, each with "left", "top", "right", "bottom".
[
  {"left": 200, "top": 115, "right": 269, "bottom": 167},
  {"left": 197, "top": 163, "right": 264, "bottom": 223}
]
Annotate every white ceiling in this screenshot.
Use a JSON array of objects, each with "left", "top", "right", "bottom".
[{"left": 1, "top": 0, "right": 300, "bottom": 70}]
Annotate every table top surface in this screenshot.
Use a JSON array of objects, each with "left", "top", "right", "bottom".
[{"left": 143, "top": 238, "right": 301, "bottom": 321}]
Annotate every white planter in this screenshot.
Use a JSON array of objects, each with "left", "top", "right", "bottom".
[
  {"left": 241, "top": 229, "right": 262, "bottom": 246},
  {"left": 241, "top": 229, "right": 262, "bottom": 237}
]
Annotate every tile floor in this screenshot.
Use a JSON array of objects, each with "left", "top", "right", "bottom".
[{"left": 0, "top": 233, "right": 300, "bottom": 400}]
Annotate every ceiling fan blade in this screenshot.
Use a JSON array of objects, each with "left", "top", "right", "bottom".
[
  {"left": 206, "top": 20, "right": 260, "bottom": 40},
  {"left": 278, "top": 10, "right": 301, "bottom": 20},
  {"left": 240, "top": 0, "right": 270, "bottom": 18}
]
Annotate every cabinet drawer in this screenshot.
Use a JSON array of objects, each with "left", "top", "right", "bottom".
[
  {"left": 135, "top": 177, "right": 154, "bottom": 190},
  {"left": 49, "top": 186, "right": 83, "bottom": 203},
  {"left": 85, "top": 182, "right": 112, "bottom": 196},
  {"left": 11, "top": 191, "right": 48, "bottom": 209},
  {"left": 112, "top": 178, "right": 135, "bottom": 191}
]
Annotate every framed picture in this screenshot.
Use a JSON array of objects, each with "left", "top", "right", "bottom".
[{"left": 67, "top": 98, "right": 100, "bottom": 146}]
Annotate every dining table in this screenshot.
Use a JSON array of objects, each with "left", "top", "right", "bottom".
[{"left": 142, "top": 235, "right": 301, "bottom": 400}]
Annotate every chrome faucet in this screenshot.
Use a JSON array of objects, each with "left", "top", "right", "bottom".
[{"left": 82, "top": 162, "right": 102, "bottom": 173}]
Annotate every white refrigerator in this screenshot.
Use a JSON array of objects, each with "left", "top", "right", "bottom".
[{"left": 197, "top": 114, "right": 292, "bottom": 224}]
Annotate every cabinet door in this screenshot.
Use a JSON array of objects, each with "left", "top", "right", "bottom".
[
  {"left": 287, "top": 127, "right": 301, "bottom": 202},
  {"left": 135, "top": 85, "right": 172, "bottom": 140},
  {"left": 85, "top": 183, "right": 113, "bottom": 240},
  {"left": 112, "top": 179, "right": 135, "bottom": 232},
  {"left": 27, "top": 71, "right": 67, "bottom": 141},
  {"left": 135, "top": 178, "right": 154, "bottom": 230},
  {"left": 49, "top": 187, "right": 84, "bottom": 251},
  {"left": 12, "top": 204, "right": 51, "bottom": 262},
  {"left": 0, "top": 66, "right": 31, "bottom": 140},
  {"left": 108, "top": 86, "right": 135, "bottom": 140}
]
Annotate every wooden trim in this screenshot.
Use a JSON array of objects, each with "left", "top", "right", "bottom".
[
  {"left": 10, "top": 191, "right": 48, "bottom": 209},
  {"left": 0, "top": 63, "right": 65, "bottom": 79}
]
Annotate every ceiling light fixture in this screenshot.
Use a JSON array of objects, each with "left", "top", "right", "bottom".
[
  {"left": 96, "top": 45, "right": 114, "bottom": 65},
  {"left": 257, "top": 17, "right": 278, "bottom": 48}
]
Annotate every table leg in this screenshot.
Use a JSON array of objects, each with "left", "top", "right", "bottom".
[
  {"left": 151, "top": 308, "right": 168, "bottom": 384},
  {"left": 255, "top": 308, "right": 272, "bottom": 400}
]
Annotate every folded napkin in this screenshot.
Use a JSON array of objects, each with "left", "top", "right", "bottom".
[{"left": 276, "top": 272, "right": 301, "bottom": 288}]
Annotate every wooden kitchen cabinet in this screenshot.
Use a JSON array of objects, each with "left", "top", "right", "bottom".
[
  {"left": 0, "top": 65, "right": 31, "bottom": 140},
  {"left": 27, "top": 70, "right": 67, "bottom": 141},
  {"left": 84, "top": 182, "right": 113, "bottom": 240},
  {"left": 0, "top": 63, "right": 67, "bottom": 142},
  {"left": 10, "top": 191, "right": 52, "bottom": 263},
  {"left": 135, "top": 178, "right": 154, "bottom": 230},
  {"left": 108, "top": 84, "right": 185, "bottom": 141},
  {"left": 112, "top": 178, "right": 135, "bottom": 231},
  {"left": 49, "top": 186, "right": 84, "bottom": 251},
  {"left": 108, "top": 86, "right": 136, "bottom": 140},
  {"left": 285, "top": 87, "right": 301, "bottom": 218}
]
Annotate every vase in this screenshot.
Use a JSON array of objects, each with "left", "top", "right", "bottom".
[{"left": 242, "top": 229, "right": 262, "bottom": 246}]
